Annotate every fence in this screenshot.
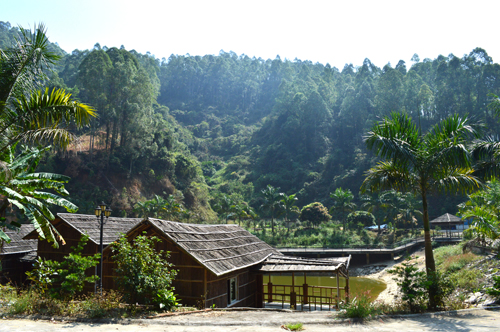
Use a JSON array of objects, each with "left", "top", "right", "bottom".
[
  {"left": 278, "top": 232, "right": 463, "bottom": 252},
  {"left": 263, "top": 282, "right": 346, "bottom": 311}
]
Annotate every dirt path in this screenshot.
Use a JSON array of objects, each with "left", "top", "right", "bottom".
[
  {"left": 353, "top": 249, "right": 426, "bottom": 304},
  {"left": 2, "top": 308, "right": 500, "bottom": 331}
]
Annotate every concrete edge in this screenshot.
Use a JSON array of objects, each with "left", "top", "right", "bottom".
[{"left": 4, "top": 306, "right": 500, "bottom": 327}]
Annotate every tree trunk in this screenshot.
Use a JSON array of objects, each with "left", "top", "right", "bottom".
[{"left": 422, "top": 190, "right": 437, "bottom": 308}]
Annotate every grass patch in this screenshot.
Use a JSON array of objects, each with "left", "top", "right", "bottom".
[
  {"left": 282, "top": 323, "right": 304, "bottom": 331},
  {"left": 440, "top": 252, "right": 480, "bottom": 273},
  {"left": 0, "top": 287, "right": 182, "bottom": 319}
]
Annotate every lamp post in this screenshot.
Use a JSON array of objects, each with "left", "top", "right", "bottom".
[{"left": 95, "top": 201, "right": 112, "bottom": 294}]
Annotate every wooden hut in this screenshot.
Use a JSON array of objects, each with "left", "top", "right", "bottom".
[
  {"left": 0, "top": 224, "right": 37, "bottom": 285},
  {"left": 430, "top": 213, "right": 466, "bottom": 236},
  {"left": 103, "top": 217, "right": 279, "bottom": 308},
  {"left": 23, "top": 213, "right": 142, "bottom": 291},
  {"left": 103, "top": 217, "right": 351, "bottom": 310}
]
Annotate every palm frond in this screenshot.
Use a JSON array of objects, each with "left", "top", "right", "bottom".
[
  {"left": 432, "top": 167, "right": 483, "bottom": 194},
  {"left": 361, "top": 161, "right": 415, "bottom": 193},
  {"left": 364, "top": 112, "right": 420, "bottom": 167}
]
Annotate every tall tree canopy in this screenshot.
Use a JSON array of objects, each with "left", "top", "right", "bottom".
[{"left": 362, "top": 112, "right": 482, "bottom": 308}]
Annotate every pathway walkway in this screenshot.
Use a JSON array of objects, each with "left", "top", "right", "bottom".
[{"left": 2, "top": 307, "right": 499, "bottom": 332}]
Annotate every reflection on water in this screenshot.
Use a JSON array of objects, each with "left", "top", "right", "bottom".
[{"left": 264, "top": 275, "right": 386, "bottom": 300}]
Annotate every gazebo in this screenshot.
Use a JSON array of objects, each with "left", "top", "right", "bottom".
[
  {"left": 255, "top": 255, "right": 351, "bottom": 311},
  {"left": 430, "top": 213, "right": 465, "bottom": 236}
]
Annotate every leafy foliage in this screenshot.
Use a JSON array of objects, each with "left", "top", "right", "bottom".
[
  {"left": 299, "top": 202, "right": 331, "bottom": 227},
  {"left": 111, "top": 233, "right": 178, "bottom": 308},
  {"left": 26, "top": 234, "right": 100, "bottom": 300},
  {"left": 388, "top": 260, "right": 427, "bottom": 312},
  {"left": 362, "top": 112, "right": 481, "bottom": 308},
  {"left": 0, "top": 146, "right": 78, "bottom": 246},
  {"left": 458, "top": 179, "right": 500, "bottom": 242},
  {"left": 0, "top": 23, "right": 94, "bottom": 244}
]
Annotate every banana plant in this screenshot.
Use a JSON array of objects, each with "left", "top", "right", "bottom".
[{"left": 0, "top": 145, "right": 78, "bottom": 246}]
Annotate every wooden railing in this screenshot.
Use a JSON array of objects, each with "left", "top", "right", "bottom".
[{"left": 263, "top": 283, "right": 346, "bottom": 311}]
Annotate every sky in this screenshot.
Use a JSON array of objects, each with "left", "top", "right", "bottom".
[{"left": 2, "top": 0, "right": 500, "bottom": 69}]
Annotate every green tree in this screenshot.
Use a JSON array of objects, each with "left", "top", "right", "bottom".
[
  {"left": 260, "top": 184, "right": 281, "bottom": 234},
  {"left": 213, "top": 193, "right": 235, "bottom": 224},
  {"left": 0, "top": 24, "right": 95, "bottom": 244},
  {"left": 279, "top": 193, "right": 300, "bottom": 233},
  {"left": 299, "top": 202, "right": 331, "bottom": 228},
  {"left": 362, "top": 112, "right": 481, "bottom": 308},
  {"left": 111, "top": 233, "right": 178, "bottom": 307},
  {"left": 329, "top": 187, "right": 357, "bottom": 232},
  {"left": 458, "top": 179, "right": 500, "bottom": 243}
]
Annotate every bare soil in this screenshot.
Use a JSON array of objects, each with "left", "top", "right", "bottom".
[{"left": 359, "top": 249, "right": 426, "bottom": 304}]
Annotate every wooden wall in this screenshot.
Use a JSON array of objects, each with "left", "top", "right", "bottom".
[
  {"left": 103, "top": 222, "right": 260, "bottom": 308},
  {"left": 37, "top": 220, "right": 100, "bottom": 293},
  {"left": 0, "top": 254, "right": 33, "bottom": 286}
]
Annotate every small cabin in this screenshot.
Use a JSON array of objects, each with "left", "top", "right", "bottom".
[
  {"left": 0, "top": 224, "right": 37, "bottom": 285},
  {"left": 102, "top": 218, "right": 280, "bottom": 308}
]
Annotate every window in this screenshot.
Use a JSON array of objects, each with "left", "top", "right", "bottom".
[{"left": 228, "top": 277, "right": 237, "bottom": 305}]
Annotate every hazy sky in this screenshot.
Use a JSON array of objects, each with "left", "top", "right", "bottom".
[{"left": 2, "top": 0, "right": 499, "bottom": 69}]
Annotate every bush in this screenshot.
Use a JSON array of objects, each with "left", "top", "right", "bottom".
[
  {"left": 388, "top": 259, "right": 427, "bottom": 312},
  {"left": 486, "top": 275, "right": 500, "bottom": 297},
  {"left": 299, "top": 202, "right": 331, "bottom": 227},
  {"left": 340, "top": 291, "right": 376, "bottom": 319},
  {"left": 26, "top": 234, "right": 100, "bottom": 300},
  {"left": 111, "top": 232, "right": 178, "bottom": 309}
]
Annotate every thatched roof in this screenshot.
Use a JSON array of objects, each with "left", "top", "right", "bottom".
[
  {"left": 255, "top": 255, "right": 351, "bottom": 278},
  {"left": 24, "top": 213, "right": 142, "bottom": 246},
  {"left": 131, "top": 218, "right": 281, "bottom": 276},
  {"left": 1, "top": 224, "right": 37, "bottom": 256},
  {"left": 430, "top": 213, "right": 462, "bottom": 225}
]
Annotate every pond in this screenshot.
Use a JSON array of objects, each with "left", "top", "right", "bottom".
[{"left": 264, "top": 275, "right": 386, "bottom": 301}]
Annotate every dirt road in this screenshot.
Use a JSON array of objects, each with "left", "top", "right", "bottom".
[{"left": 2, "top": 308, "right": 499, "bottom": 332}]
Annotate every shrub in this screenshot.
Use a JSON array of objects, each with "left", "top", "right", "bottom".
[
  {"left": 340, "top": 291, "right": 375, "bottom": 319},
  {"left": 485, "top": 276, "right": 500, "bottom": 297},
  {"left": 299, "top": 202, "right": 331, "bottom": 227},
  {"left": 388, "top": 260, "right": 427, "bottom": 312},
  {"left": 26, "top": 234, "right": 100, "bottom": 300},
  {"left": 111, "top": 233, "right": 178, "bottom": 309},
  {"left": 347, "top": 211, "right": 375, "bottom": 227}
]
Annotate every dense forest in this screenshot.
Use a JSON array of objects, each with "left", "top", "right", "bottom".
[{"left": 2, "top": 21, "right": 500, "bottom": 224}]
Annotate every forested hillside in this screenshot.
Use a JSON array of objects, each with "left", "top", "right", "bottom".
[{"left": 2, "top": 21, "right": 499, "bottom": 221}]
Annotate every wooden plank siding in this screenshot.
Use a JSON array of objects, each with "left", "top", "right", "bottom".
[{"left": 102, "top": 221, "right": 259, "bottom": 308}]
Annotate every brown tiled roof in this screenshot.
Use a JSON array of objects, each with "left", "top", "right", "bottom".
[
  {"left": 24, "top": 213, "right": 143, "bottom": 246},
  {"left": 255, "top": 255, "right": 350, "bottom": 278},
  {"left": 1, "top": 224, "right": 37, "bottom": 255},
  {"left": 141, "top": 218, "right": 282, "bottom": 276}
]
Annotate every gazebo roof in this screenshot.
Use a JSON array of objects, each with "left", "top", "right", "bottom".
[
  {"left": 430, "top": 213, "right": 463, "bottom": 225},
  {"left": 255, "top": 255, "right": 351, "bottom": 278}
]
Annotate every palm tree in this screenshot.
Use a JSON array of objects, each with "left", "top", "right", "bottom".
[
  {"left": 260, "top": 185, "right": 281, "bottom": 235},
  {"left": 0, "top": 24, "right": 95, "bottom": 244},
  {"left": 362, "top": 112, "right": 482, "bottom": 308},
  {"left": 396, "top": 192, "right": 422, "bottom": 232},
  {"left": 213, "top": 194, "right": 234, "bottom": 224},
  {"left": 0, "top": 24, "right": 95, "bottom": 152},
  {"left": 279, "top": 193, "right": 300, "bottom": 232},
  {"left": 329, "top": 187, "right": 356, "bottom": 233}
]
